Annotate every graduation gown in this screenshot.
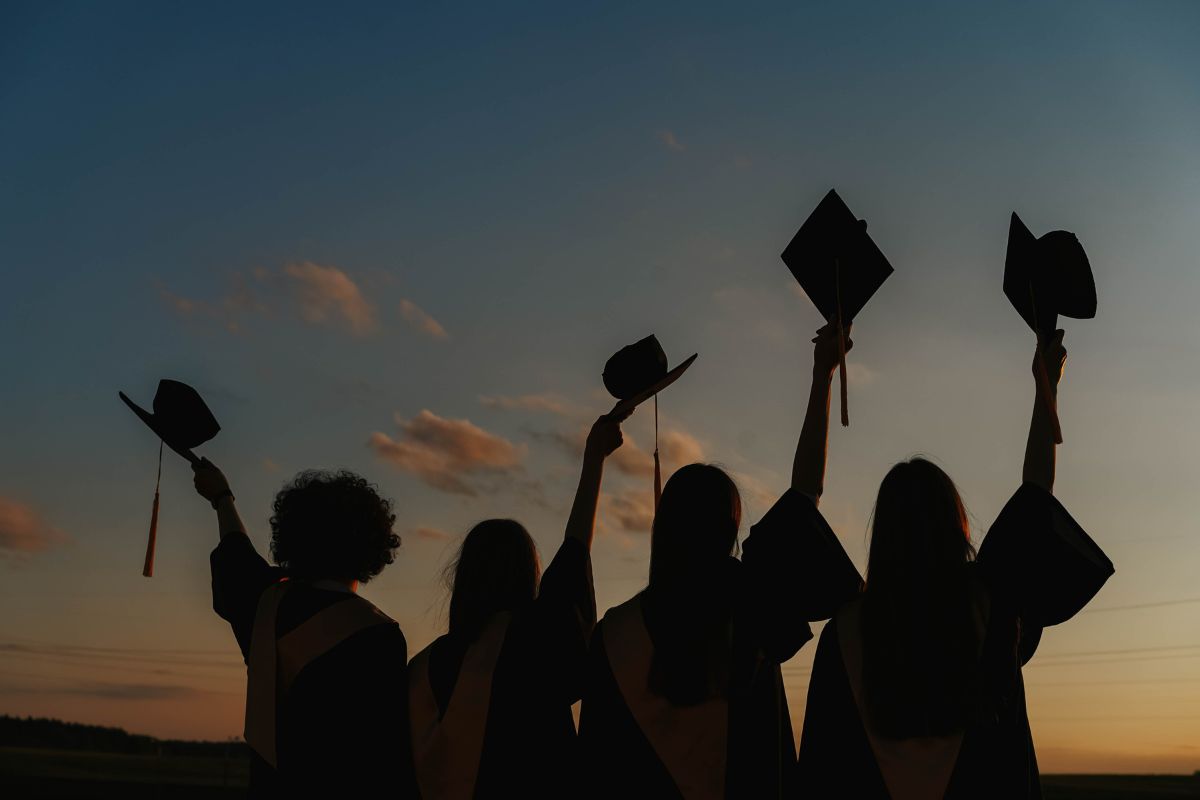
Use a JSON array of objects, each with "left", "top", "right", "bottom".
[
  {"left": 796, "top": 483, "right": 1114, "bottom": 799},
  {"left": 579, "top": 489, "right": 851, "bottom": 800},
  {"left": 407, "top": 536, "right": 596, "bottom": 800},
  {"left": 210, "top": 531, "right": 416, "bottom": 798}
]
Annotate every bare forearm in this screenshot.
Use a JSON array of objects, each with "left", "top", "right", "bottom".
[
  {"left": 215, "top": 495, "right": 247, "bottom": 540},
  {"left": 565, "top": 454, "right": 605, "bottom": 549},
  {"left": 1023, "top": 387, "right": 1057, "bottom": 492},
  {"left": 792, "top": 367, "right": 835, "bottom": 500}
]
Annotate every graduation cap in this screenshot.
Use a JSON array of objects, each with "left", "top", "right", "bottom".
[
  {"left": 979, "top": 484, "right": 1113, "bottom": 627},
  {"left": 1004, "top": 213, "right": 1097, "bottom": 444},
  {"left": 603, "top": 335, "right": 697, "bottom": 511},
  {"left": 782, "top": 189, "right": 894, "bottom": 426},
  {"left": 119, "top": 380, "right": 220, "bottom": 576}
]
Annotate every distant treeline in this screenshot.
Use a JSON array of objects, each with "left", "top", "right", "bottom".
[{"left": 0, "top": 715, "right": 250, "bottom": 759}]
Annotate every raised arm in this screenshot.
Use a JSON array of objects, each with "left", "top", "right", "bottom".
[
  {"left": 792, "top": 323, "right": 852, "bottom": 502},
  {"left": 193, "top": 458, "right": 247, "bottom": 539},
  {"left": 1022, "top": 330, "right": 1067, "bottom": 493},
  {"left": 564, "top": 410, "right": 628, "bottom": 549}
]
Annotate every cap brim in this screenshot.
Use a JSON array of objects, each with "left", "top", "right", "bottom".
[
  {"left": 119, "top": 391, "right": 200, "bottom": 465},
  {"left": 611, "top": 353, "right": 697, "bottom": 417}
]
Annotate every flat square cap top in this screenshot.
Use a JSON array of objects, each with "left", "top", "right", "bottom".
[
  {"left": 781, "top": 189, "right": 894, "bottom": 323},
  {"left": 1004, "top": 212, "right": 1097, "bottom": 339}
]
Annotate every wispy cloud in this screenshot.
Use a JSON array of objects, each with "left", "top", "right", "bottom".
[
  {"left": 160, "top": 264, "right": 442, "bottom": 341},
  {"left": 414, "top": 526, "right": 452, "bottom": 541},
  {"left": 0, "top": 496, "right": 65, "bottom": 555},
  {"left": 603, "top": 488, "right": 656, "bottom": 534},
  {"left": 657, "top": 130, "right": 685, "bottom": 151},
  {"left": 283, "top": 262, "right": 376, "bottom": 335},
  {"left": 544, "top": 424, "right": 705, "bottom": 477},
  {"left": 398, "top": 298, "right": 450, "bottom": 340},
  {"left": 479, "top": 393, "right": 572, "bottom": 416},
  {"left": 60, "top": 682, "right": 214, "bottom": 700},
  {"left": 369, "top": 410, "right": 525, "bottom": 496}
]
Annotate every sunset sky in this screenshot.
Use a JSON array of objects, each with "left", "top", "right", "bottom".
[{"left": 2, "top": 0, "right": 1199, "bottom": 774}]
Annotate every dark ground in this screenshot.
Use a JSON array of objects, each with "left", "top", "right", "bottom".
[{"left": 1, "top": 747, "right": 1197, "bottom": 798}]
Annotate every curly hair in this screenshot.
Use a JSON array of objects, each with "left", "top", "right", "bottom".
[{"left": 269, "top": 470, "right": 400, "bottom": 583}]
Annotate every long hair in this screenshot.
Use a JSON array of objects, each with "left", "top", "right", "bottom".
[
  {"left": 861, "top": 457, "right": 980, "bottom": 738},
  {"left": 445, "top": 519, "right": 541, "bottom": 642},
  {"left": 645, "top": 464, "right": 742, "bottom": 706}
]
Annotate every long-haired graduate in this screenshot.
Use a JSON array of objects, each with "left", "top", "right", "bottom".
[
  {"left": 191, "top": 461, "right": 414, "bottom": 797},
  {"left": 577, "top": 336, "right": 861, "bottom": 800},
  {"left": 795, "top": 325, "right": 1114, "bottom": 798},
  {"left": 406, "top": 410, "right": 628, "bottom": 799}
]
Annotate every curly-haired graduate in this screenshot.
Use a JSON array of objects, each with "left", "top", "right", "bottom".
[{"left": 193, "top": 463, "right": 415, "bottom": 797}]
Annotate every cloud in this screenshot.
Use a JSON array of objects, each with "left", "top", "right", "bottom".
[
  {"left": 413, "top": 526, "right": 452, "bottom": 541},
  {"left": 282, "top": 262, "right": 376, "bottom": 335},
  {"left": 398, "top": 298, "right": 449, "bottom": 340},
  {"left": 61, "top": 682, "right": 210, "bottom": 700},
  {"left": 479, "top": 393, "right": 573, "bottom": 416},
  {"left": 545, "top": 424, "right": 704, "bottom": 477},
  {"left": 657, "top": 130, "right": 685, "bottom": 151},
  {"left": 0, "top": 497, "right": 65, "bottom": 554},
  {"left": 603, "top": 489, "right": 656, "bottom": 534},
  {"left": 846, "top": 363, "right": 876, "bottom": 387},
  {"left": 369, "top": 410, "right": 525, "bottom": 496}
]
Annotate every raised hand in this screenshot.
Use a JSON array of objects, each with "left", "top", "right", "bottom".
[
  {"left": 1033, "top": 329, "right": 1067, "bottom": 387},
  {"left": 192, "top": 457, "right": 233, "bottom": 508},
  {"left": 585, "top": 412, "right": 627, "bottom": 461},
  {"left": 812, "top": 321, "right": 853, "bottom": 377}
]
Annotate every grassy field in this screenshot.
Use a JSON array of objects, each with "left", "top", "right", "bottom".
[{"left": 0, "top": 747, "right": 1196, "bottom": 798}]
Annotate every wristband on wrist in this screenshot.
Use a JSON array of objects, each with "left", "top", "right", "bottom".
[{"left": 211, "top": 490, "right": 235, "bottom": 510}]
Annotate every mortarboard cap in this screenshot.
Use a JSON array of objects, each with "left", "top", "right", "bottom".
[
  {"left": 120, "top": 380, "right": 220, "bottom": 465},
  {"left": 119, "top": 379, "right": 220, "bottom": 577},
  {"left": 603, "top": 335, "right": 697, "bottom": 418},
  {"left": 781, "top": 188, "right": 893, "bottom": 325},
  {"left": 979, "top": 484, "right": 1114, "bottom": 627},
  {"left": 602, "top": 335, "right": 697, "bottom": 512},
  {"left": 1004, "top": 212, "right": 1096, "bottom": 341},
  {"left": 781, "top": 189, "right": 893, "bottom": 426}
]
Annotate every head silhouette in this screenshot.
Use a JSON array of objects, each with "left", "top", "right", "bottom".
[
  {"left": 649, "top": 463, "right": 742, "bottom": 587},
  {"left": 446, "top": 519, "right": 541, "bottom": 642},
  {"left": 645, "top": 463, "right": 742, "bottom": 706},
  {"left": 861, "top": 457, "right": 980, "bottom": 738},
  {"left": 269, "top": 470, "right": 400, "bottom": 583}
]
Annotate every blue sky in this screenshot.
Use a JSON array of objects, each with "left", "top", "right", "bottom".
[{"left": 2, "top": 0, "right": 1199, "bottom": 771}]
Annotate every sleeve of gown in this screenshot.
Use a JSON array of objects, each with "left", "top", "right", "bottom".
[
  {"left": 531, "top": 537, "right": 597, "bottom": 702},
  {"left": 209, "top": 531, "right": 284, "bottom": 660},
  {"left": 741, "top": 489, "right": 863, "bottom": 661},
  {"left": 978, "top": 483, "right": 1114, "bottom": 641}
]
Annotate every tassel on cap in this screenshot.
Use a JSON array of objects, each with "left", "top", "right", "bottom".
[{"left": 143, "top": 441, "right": 162, "bottom": 577}]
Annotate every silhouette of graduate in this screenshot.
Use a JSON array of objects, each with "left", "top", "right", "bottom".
[
  {"left": 407, "top": 406, "right": 629, "bottom": 800},
  {"left": 577, "top": 334, "right": 859, "bottom": 800},
  {"left": 792, "top": 210, "right": 1113, "bottom": 799},
  {"left": 191, "top": 459, "right": 416, "bottom": 797}
]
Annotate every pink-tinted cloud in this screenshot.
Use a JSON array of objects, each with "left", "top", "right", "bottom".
[
  {"left": 603, "top": 488, "right": 656, "bottom": 534},
  {"left": 414, "top": 526, "right": 452, "bottom": 541},
  {"left": 657, "top": 130, "right": 685, "bottom": 151},
  {"left": 283, "top": 262, "right": 376, "bottom": 335},
  {"left": 479, "top": 393, "right": 572, "bottom": 416},
  {"left": 369, "top": 410, "right": 525, "bottom": 496},
  {"left": 0, "top": 497, "right": 65, "bottom": 554},
  {"left": 398, "top": 299, "right": 450, "bottom": 340},
  {"left": 547, "top": 424, "right": 704, "bottom": 477}
]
